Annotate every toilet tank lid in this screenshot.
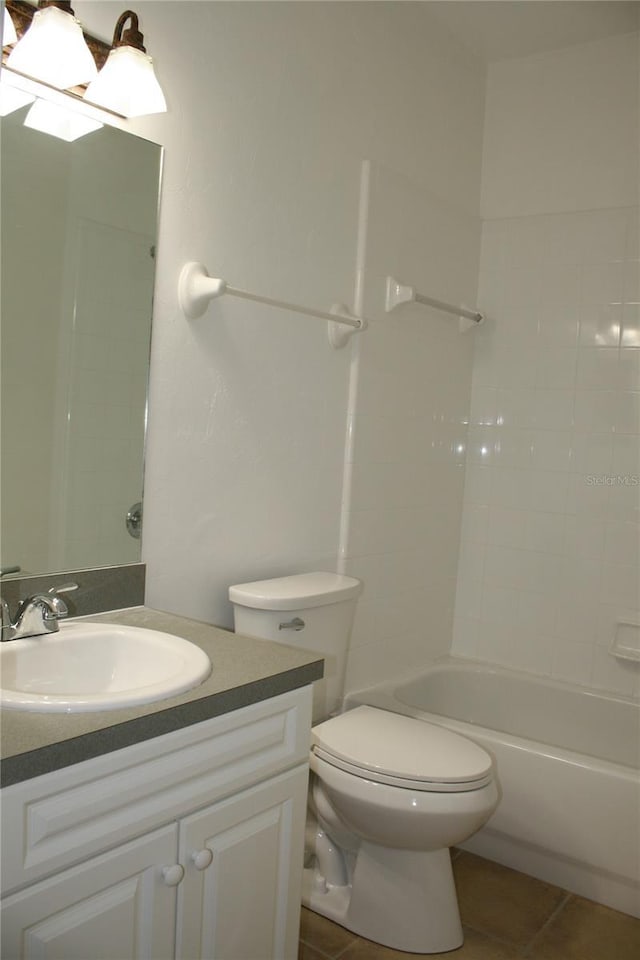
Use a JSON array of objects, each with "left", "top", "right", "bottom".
[{"left": 229, "top": 572, "right": 362, "bottom": 610}]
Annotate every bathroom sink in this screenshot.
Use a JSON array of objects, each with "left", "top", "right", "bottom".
[{"left": 0, "top": 622, "right": 211, "bottom": 713}]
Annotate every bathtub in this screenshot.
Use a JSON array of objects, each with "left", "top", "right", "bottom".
[{"left": 346, "top": 658, "right": 640, "bottom": 918}]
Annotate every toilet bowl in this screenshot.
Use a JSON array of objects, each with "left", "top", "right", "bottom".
[
  {"left": 306, "top": 705, "right": 498, "bottom": 953},
  {"left": 229, "top": 573, "right": 499, "bottom": 954}
]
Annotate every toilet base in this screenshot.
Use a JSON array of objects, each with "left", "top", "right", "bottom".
[{"left": 302, "top": 842, "right": 463, "bottom": 954}]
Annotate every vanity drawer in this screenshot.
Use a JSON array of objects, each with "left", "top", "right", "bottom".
[{"left": 1, "top": 686, "right": 312, "bottom": 894}]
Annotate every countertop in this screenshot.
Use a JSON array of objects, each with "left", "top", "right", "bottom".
[{"left": 1, "top": 607, "right": 324, "bottom": 787}]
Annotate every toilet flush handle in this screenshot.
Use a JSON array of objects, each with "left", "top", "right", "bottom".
[{"left": 279, "top": 617, "right": 305, "bottom": 631}]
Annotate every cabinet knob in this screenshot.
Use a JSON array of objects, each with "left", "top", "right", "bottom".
[
  {"left": 161, "top": 864, "right": 185, "bottom": 886},
  {"left": 191, "top": 848, "right": 214, "bottom": 871}
]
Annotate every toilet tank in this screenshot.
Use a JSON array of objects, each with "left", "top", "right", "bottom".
[{"left": 229, "top": 572, "right": 362, "bottom": 722}]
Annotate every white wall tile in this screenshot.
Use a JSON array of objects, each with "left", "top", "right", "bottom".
[
  {"left": 529, "top": 431, "right": 572, "bottom": 473},
  {"left": 552, "top": 640, "right": 594, "bottom": 685},
  {"left": 524, "top": 511, "right": 565, "bottom": 554},
  {"left": 623, "top": 260, "right": 640, "bottom": 303},
  {"left": 453, "top": 31, "right": 639, "bottom": 695},
  {"left": 618, "top": 349, "right": 640, "bottom": 391},
  {"left": 531, "top": 390, "right": 575, "bottom": 430},
  {"left": 576, "top": 348, "right": 621, "bottom": 391},
  {"left": 452, "top": 616, "right": 480, "bottom": 658},
  {"left": 563, "top": 515, "right": 607, "bottom": 560},
  {"left": 580, "top": 262, "right": 625, "bottom": 306},
  {"left": 570, "top": 432, "right": 614, "bottom": 475},
  {"left": 590, "top": 645, "right": 638, "bottom": 696},
  {"left": 464, "top": 464, "right": 493, "bottom": 505},
  {"left": 621, "top": 305, "right": 640, "bottom": 347},
  {"left": 604, "top": 521, "right": 640, "bottom": 567},
  {"left": 535, "top": 346, "right": 578, "bottom": 390},
  {"left": 580, "top": 208, "right": 631, "bottom": 265},
  {"left": 579, "top": 303, "right": 622, "bottom": 347}
]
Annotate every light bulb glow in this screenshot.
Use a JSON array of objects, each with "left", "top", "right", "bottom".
[
  {"left": 0, "top": 83, "right": 35, "bottom": 116},
  {"left": 3, "top": 8, "right": 18, "bottom": 46},
  {"left": 7, "top": 6, "right": 97, "bottom": 90},
  {"left": 85, "top": 45, "right": 166, "bottom": 117},
  {"left": 24, "top": 98, "right": 102, "bottom": 141}
]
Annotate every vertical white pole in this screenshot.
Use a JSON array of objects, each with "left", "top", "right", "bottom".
[{"left": 337, "top": 160, "right": 370, "bottom": 574}]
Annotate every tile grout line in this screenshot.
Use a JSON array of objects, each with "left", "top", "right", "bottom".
[
  {"left": 521, "top": 891, "right": 573, "bottom": 958},
  {"left": 333, "top": 937, "right": 361, "bottom": 959},
  {"left": 460, "top": 921, "right": 526, "bottom": 955},
  {"left": 299, "top": 936, "right": 342, "bottom": 960}
]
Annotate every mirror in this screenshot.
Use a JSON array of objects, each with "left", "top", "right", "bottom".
[{"left": 1, "top": 105, "right": 162, "bottom": 578}]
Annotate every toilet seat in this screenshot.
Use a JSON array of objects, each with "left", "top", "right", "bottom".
[{"left": 311, "top": 706, "right": 493, "bottom": 793}]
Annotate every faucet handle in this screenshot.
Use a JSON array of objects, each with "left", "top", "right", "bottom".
[
  {"left": 49, "top": 582, "right": 78, "bottom": 596},
  {"left": 46, "top": 582, "right": 78, "bottom": 618},
  {"left": 1, "top": 597, "right": 14, "bottom": 641}
]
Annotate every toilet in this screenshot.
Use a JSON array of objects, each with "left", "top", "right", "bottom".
[{"left": 229, "top": 572, "right": 499, "bottom": 954}]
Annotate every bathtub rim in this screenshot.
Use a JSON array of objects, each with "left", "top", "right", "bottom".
[
  {"left": 387, "top": 654, "right": 640, "bottom": 710},
  {"left": 345, "top": 654, "right": 639, "bottom": 771}
]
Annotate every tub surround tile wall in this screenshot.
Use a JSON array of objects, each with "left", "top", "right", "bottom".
[
  {"left": 453, "top": 32, "right": 640, "bottom": 697},
  {"left": 454, "top": 206, "right": 640, "bottom": 695}
]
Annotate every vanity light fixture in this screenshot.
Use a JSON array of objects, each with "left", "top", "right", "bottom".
[
  {"left": 24, "top": 96, "right": 102, "bottom": 140},
  {"left": 3, "top": 7, "right": 18, "bottom": 46},
  {"left": 84, "top": 10, "right": 166, "bottom": 117},
  {"left": 7, "top": 1, "right": 97, "bottom": 90}
]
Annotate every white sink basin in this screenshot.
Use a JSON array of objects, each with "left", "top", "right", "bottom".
[{"left": 0, "top": 621, "right": 211, "bottom": 713}]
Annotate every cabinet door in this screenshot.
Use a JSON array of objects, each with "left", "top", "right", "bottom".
[
  {"left": 1, "top": 824, "right": 178, "bottom": 960},
  {"left": 176, "top": 764, "right": 308, "bottom": 960}
]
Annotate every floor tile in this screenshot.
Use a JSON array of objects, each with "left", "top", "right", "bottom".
[
  {"left": 299, "top": 940, "right": 333, "bottom": 960},
  {"left": 453, "top": 852, "right": 566, "bottom": 947},
  {"left": 528, "top": 896, "right": 640, "bottom": 960},
  {"left": 339, "top": 926, "right": 521, "bottom": 959},
  {"left": 300, "top": 906, "right": 358, "bottom": 957}
]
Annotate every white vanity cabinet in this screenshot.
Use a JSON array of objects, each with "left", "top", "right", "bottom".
[
  {"left": 176, "top": 767, "right": 307, "bottom": 960},
  {"left": 1, "top": 825, "right": 179, "bottom": 960},
  {"left": 1, "top": 686, "right": 312, "bottom": 960}
]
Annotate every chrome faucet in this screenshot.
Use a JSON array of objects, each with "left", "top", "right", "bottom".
[{"left": 0, "top": 583, "right": 78, "bottom": 642}]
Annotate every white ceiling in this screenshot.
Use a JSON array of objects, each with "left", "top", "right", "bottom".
[{"left": 426, "top": 1, "right": 640, "bottom": 63}]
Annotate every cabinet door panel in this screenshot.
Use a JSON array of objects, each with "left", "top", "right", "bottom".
[
  {"left": 177, "top": 765, "right": 308, "bottom": 960},
  {"left": 1, "top": 825, "right": 178, "bottom": 960}
]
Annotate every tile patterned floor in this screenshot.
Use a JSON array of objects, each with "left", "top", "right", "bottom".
[{"left": 299, "top": 851, "right": 640, "bottom": 959}]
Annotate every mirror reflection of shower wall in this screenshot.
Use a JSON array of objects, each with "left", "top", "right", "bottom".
[{"left": 1, "top": 108, "right": 162, "bottom": 576}]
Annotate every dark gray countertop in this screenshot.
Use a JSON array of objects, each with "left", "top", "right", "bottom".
[{"left": 1, "top": 607, "right": 323, "bottom": 787}]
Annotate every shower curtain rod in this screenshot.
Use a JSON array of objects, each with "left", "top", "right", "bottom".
[{"left": 386, "top": 276, "right": 484, "bottom": 327}]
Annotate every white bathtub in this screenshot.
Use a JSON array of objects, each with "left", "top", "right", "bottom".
[{"left": 346, "top": 658, "right": 640, "bottom": 918}]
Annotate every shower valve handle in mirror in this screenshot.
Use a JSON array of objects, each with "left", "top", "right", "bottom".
[{"left": 126, "top": 502, "right": 143, "bottom": 540}]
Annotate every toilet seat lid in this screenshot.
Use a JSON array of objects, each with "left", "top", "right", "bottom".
[{"left": 311, "top": 706, "right": 492, "bottom": 786}]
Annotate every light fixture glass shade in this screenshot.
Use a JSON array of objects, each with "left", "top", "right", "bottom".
[
  {"left": 3, "top": 8, "right": 18, "bottom": 46},
  {"left": 84, "top": 45, "right": 166, "bottom": 117},
  {"left": 0, "top": 84, "right": 35, "bottom": 117},
  {"left": 24, "top": 98, "right": 102, "bottom": 141},
  {"left": 7, "top": 6, "right": 97, "bottom": 89}
]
